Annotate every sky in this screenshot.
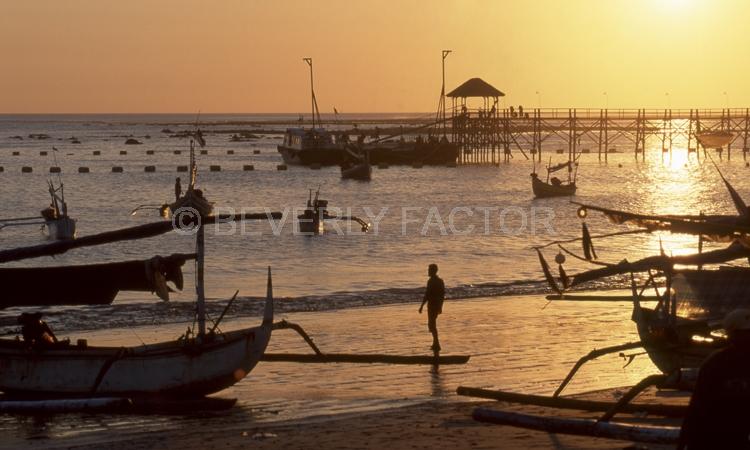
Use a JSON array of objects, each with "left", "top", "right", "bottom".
[{"left": 2, "top": 0, "right": 749, "bottom": 113}]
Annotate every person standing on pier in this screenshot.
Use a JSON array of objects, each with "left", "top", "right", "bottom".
[
  {"left": 419, "top": 263, "right": 445, "bottom": 353},
  {"left": 174, "top": 177, "right": 182, "bottom": 202}
]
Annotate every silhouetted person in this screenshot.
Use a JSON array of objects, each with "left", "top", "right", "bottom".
[
  {"left": 175, "top": 177, "right": 182, "bottom": 201},
  {"left": 550, "top": 176, "right": 562, "bottom": 186},
  {"left": 678, "top": 308, "right": 750, "bottom": 449},
  {"left": 17, "top": 312, "right": 58, "bottom": 346},
  {"left": 419, "top": 264, "right": 445, "bottom": 353}
]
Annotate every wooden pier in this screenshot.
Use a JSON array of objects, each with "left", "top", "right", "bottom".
[{"left": 449, "top": 106, "right": 750, "bottom": 165}]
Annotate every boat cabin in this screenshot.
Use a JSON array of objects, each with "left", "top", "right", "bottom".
[{"left": 282, "top": 128, "right": 337, "bottom": 150}]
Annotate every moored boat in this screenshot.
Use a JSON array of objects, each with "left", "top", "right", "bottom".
[
  {"left": 0, "top": 271, "right": 274, "bottom": 398},
  {"left": 531, "top": 175, "right": 576, "bottom": 198},
  {"left": 341, "top": 161, "right": 372, "bottom": 180},
  {"left": 531, "top": 158, "right": 578, "bottom": 199}
]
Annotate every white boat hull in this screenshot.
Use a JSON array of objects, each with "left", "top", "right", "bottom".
[
  {"left": 0, "top": 326, "right": 271, "bottom": 398},
  {"left": 0, "top": 272, "right": 274, "bottom": 398},
  {"left": 46, "top": 217, "right": 76, "bottom": 240}
]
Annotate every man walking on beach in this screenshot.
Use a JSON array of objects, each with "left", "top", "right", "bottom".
[
  {"left": 419, "top": 263, "right": 445, "bottom": 353},
  {"left": 678, "top": 308, "right": 750, "bottom": 449}
]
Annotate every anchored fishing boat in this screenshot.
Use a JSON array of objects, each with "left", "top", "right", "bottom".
[
  {"left": 340, "top": 146, "right": 372, "bottom": 181},
  {"left": 0, "top": 179, "right": 76, "bottom": 240},
  {"left": 130, "top": 130, "right": 213, "bottom": 219},
  {"left": 297, "top": 188, "right": 370, "bottom": 234},
  {"left": 278, "top": 58, "right": 458, "bottom": 167},
  {"left": 531, "top": 157, "right": 578, "bottom": 198}
]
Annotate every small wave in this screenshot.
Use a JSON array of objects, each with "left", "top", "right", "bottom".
[{"left": 0, "top": 276, "right": 635, "bottom": 335}]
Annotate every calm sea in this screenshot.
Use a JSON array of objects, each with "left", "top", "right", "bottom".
[
  {"left": 0, "top": 113, "right": 743, "bottom": 331},
  {"left": 0, "top": 113, "right": 741, "bottom": 445}
]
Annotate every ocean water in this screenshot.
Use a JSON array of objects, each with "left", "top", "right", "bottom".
[
  {"left": 0, "top": 114, "right": 743, "bottom": 330},
  {"left": 0, "top": 114, "right": 744, "bottom": 444}
]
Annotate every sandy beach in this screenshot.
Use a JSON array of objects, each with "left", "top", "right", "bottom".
[
  {"left": 50, "top": 394, "right": 682, "bottom": 450},
  {"left": 1, "top": 295, "right": 683, "bottom": 449}
]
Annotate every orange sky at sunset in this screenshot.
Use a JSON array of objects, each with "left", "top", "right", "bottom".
[{"left": 2, "top": 0, "right": 749, "bottom": 113}]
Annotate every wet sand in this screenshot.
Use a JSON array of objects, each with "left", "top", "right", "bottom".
[
  {"left": 1, "top": 294, "right": 685, "bottom": 449},
  {"left": 57, "top": 393, "right": 682, "bottom": 450}
]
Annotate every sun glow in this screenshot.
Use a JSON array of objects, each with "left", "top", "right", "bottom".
[{"left": 658, "top": 0, "right": 694, "bottom": 12}]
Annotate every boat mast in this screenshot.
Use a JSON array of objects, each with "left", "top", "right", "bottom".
[
  {"left": 196, "top": 222, "right": 206, "bottom": 337},
  {"left": 303, "top": 58, "right": 321, "bottom": 129},
  {"left": 435, "top": 50, "right": 452, "bottom": 138}
]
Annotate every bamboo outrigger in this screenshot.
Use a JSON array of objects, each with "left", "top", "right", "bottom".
[{"left": 462, "top": 164, "right": 750, "bottom": 443}]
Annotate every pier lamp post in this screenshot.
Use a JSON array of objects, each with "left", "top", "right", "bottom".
[
  {"left": 724, "top": 91, "right": 729, "bottom": 110},
  {"left": 603, "top": 92, "right": 608, "bottom": 110},
  {"left": 665, "top": 92, "right": 671, "bottom": 110},
  {"left": 536, "top": 91, "right": 541, "bottom": 110}
]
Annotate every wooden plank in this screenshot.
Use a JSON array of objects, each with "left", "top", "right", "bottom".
[
  {"left": 457, "top": 387, "right": 686, "bottom": 417},
  {"left": 545, "top": 294, "right": 659, "bottom": 302},
  {"left": 472, "top": 408, "right": 680, "bottom": 445},
  {"left": 262, "top": 353, "right": 470, "bottom": 365}
]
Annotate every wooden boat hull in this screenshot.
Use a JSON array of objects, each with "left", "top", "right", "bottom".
[
  {"left": 341, "top": 163, "right": 372, "bottom": 180},
  {"left": 532, "top": 177, "right": 576, "bottom": 198},
  {"left": 635, "top": 307, "right": 721, "bottom": 374},
  {"left": 278, "top": 142, "right": 459, "bottom": 166},
  {"left": 297, "top": 216, "right": 323, "bottom": 234},
  {"left": 0, "top": 325, "right": 271, "bottom": 398},
  {"left": 278, "top": 145, "right": 344, "bottom": 166},
  {"left": 0, "top": 254, "right": 191, "bottom": 309},
  {"left": 46, "top": 217, "right": 76, "bottom": 240}
]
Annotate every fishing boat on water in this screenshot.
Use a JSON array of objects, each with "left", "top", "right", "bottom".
[
  {"left": 531, "top": 158, "right": 578, "bottom": 198},
  {"left": 278, "top": 58, "right": 458, "bottom": 167},
  {"left": 340, "top": 146, "right": 372, "bottom": 181},
  {"left": 0, "top": 179, "right": 76, "bottom": 240},
  {"left": 297, "top": 188, "right": 370, "bottom": 234},
  {"left": 130, "top": 130, "right": 214, "bottom": 219}
]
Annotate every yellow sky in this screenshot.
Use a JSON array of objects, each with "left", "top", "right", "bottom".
[{"left": 2, "top": 0, "right": 749, "bottom": 113}]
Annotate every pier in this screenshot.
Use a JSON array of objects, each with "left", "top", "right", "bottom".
[{"left": 450, "top": 105, "right": 750, "bottom": 165}]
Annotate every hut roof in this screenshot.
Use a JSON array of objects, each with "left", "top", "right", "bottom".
[{"left": 447, "top": 78, "right": 505, "bottom": 98}]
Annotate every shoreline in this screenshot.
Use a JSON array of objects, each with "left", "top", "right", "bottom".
[{"left": 57, "top": 391, "right": 683, "bottom": 450}]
